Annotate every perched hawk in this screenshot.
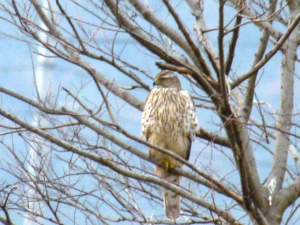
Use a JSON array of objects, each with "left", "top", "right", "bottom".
[{"left": 141, "top": 71, "right": 198, "bottom": 220}]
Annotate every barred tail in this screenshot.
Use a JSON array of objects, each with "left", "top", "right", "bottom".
[
  {"left": 164, "top": 173, "right": 181, "bottom": 219},
  {"left": 156, "top": 166, "right": 181, "bottom": 220}
]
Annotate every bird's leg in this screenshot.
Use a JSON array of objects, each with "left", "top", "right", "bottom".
[{"left": 159, "top": 159, "right": 174, "bottom": 171}]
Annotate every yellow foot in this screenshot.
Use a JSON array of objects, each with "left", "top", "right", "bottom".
[{"left": 159, "top": 159, "right": 174, "bottom": 171}]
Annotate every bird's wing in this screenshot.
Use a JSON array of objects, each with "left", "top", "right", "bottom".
[
  {"left": 141, "top": 89, "right": 158, "bottom": 140},
  {"left": 180, "top": 90, "right": 199, "bottom": 141}
]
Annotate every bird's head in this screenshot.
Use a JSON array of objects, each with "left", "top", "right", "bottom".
[{"left": 153, "top": 71, "right": 182, "bottom": 90}]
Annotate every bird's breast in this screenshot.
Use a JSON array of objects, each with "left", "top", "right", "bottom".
[{"left": 149, "top": 90, "right": 189, "bottom": 135}]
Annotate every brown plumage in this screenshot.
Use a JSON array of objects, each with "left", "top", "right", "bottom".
[{"left": 141, "top": 71, "right": 198, "bottom": 220}]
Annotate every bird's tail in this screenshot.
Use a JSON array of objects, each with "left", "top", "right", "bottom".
[{"left": 156, "top": 166, "right": 181, "bottom": 220}]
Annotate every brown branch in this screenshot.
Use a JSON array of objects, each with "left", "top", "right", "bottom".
[
  {"left": 186, "top": 0, "right": 221, "bottom": 75},
  {"left": 0, "top": 107, "right": 239, "bottom": 224},
  {"left": 162, "top": 0, "right": 212, "bottom": 77},
  {"left": 27, "top": 0, "right": 145, "bottom": 112},
  {"left": 239, "top": 0, "right": 277, "bottom": 124},
  {"left": 267, "top": 1, "right": 300, "bottom": 203},
  {"left": 218, "top": 0, "right": 231, "bottom": 114},
  {"left": 197, "top": 128, "right": 230, "bottom": 148},
  {"left": 55, "top": 0, "right": 86, "bottom": 52},
  {"left": 229, "top": 0, "right": 284, "bottom": 40},
  {"left": 225, "top": 3, "right": 243, "bottom": 75},
  {"left": 225, "top": 118, "right": 268, "bottom": 224},
  {"left": 231, "top": 11, "right": 300, "bottom": 89},
  {"left": 156, "top": 62, "right": 220, "bottom": 92},
  {"left": 128, "top": 0, "right": 204, "bottom": 73},
  {"left": 0, "top": 85, "right": 243, "bottom": 205},
  {"left": 103, "top": 0, "right": 199, "bottom": 72},
  {"left": 277, "top": 175, "right": 300, "bottom": 217}
]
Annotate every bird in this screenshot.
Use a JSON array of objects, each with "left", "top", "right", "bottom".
[{"left": 141, "top": 71, "right": 198, "bottom": 220}]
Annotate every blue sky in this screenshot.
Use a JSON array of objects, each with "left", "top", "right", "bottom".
[{"left": 0, "top": 0, "right": 299, "bottom": 224}]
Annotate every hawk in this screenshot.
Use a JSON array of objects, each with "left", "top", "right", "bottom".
[{"left": 141, "top": 71, "right": 198, "bottom": 220}]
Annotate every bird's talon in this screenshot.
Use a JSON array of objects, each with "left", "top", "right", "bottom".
[{"left": 159, "top": 159, "right": 174, "bottom": 171}]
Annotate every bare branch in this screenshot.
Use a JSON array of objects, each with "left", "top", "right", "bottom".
[
  {"left": 267, "top": 1, "right": 300, "bottom": 204},
  {"left": 239, "top": 0, "right": 277, "bottom": 121},
  {"left": 231, "top": 11, "right": 300, "bottom": 89},
  {"left": 0, "top": 107, "right": 239, "bottom": 224},
  {"left": 1, "top": 1, "right": 300, "bottom": 224}
]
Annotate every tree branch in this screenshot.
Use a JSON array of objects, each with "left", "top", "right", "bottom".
[
  {"left": 161, "top": 0, "right": 212, "bottom": 76},
  {"left": 229, "top": 0, "right": 283, "bottom": 40},
  {"left": 0, "top": 85, "right": 243, "bottom": 205},
  {"left": 277, "top": 175, "right": 300, "bottom": 217},
  {"left": 128, "top": 0, "right": 207, "bottom": 74},
  {"left": 27, "top": 0, "right": 144, "bottom": 111},
  {"left": 0, "top": 108, "right": 239, "bottom": 224},
  {"left": 218, "top": 0, "right": 231, "bottom": 114},
  {"left": 103, "top": 0, "right": 197, "bottom": 72},
  {"left": 267, "top": 1, "right": 300, "bottom": 204},
  {"left": 231, "top": 11, "right": 300, "bottom": 89},
  {"left": 225, "top": 2, "right": 243, "bottom": 75},
  {"left": 186, "top": 0, "right": 220, "bottom": 75},
  {"left": 239, "top": 0, "right": 277, "bottom": 121}
]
